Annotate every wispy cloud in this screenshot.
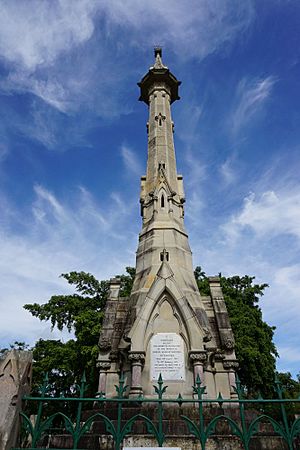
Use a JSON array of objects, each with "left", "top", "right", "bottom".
[
  {"left": 102, "top": 0, "right": 254, "bottom": 60},
  {"left": 0, "top": 1, "right": 96, "bottom": 71},
  {"left": 185, "top": 155, "right": 300, "bottom": 376},
  {"left": 121, "top": 144, "right": 143, "bottom": 176},
  {"left": 231, "top": 76, "right": 276, "bottom": 134},
  {"left": 0, "top": 184, "right": 138, "bottom": 346},
  {"left": 0, "top": 1, "right": 254, "bottom": 115},
  {"left": 219, "top": 154, "right": 237, "bottom": 186},
  {"left": 223, "top": 188, "right": 300, "bottom": 242},
  {"left": 0, "top": 143, "right": 8, "bottom": 163},
  {"left": 277, "top": 345, "right": 300, "bottom": 365}
]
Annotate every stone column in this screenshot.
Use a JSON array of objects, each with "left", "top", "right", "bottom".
[
  {"left": 223, "top": 360, "right": 239, "bottom": 400},
  {"left": 167, "top": 195, "right": 173, "bottom": 216},
  {"left": 128, "top": 352, "right": 145, "bottom": 397},
  {"left": 189, "top": 351, "right": 207, "bottom": 386},
  {"left": 153, "top": 195, "right": 158, "bottom": 219},
  {"left": 96, "top": 361, "right": 111, "bottom": 396}
]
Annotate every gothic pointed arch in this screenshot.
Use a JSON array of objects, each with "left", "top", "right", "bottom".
[{"left": 128, "top": 267, "right": 206, "bottom": 352}]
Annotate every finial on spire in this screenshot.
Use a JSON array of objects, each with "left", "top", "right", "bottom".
[
  {"left": 138, "top": 47, "right": 181, "bottom": 104},
  {"left": 153, "top": 46, "right": 166, "bottom": 69},
  {"left": 154, "top": 46, "right": 162, "bottom": 58}
]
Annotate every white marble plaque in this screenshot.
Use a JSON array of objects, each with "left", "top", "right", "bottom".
[{"left": 151, "top": 332, "right": 185, "bottom": 381}]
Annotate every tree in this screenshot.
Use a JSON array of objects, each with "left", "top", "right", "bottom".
[
  {"left": 24, "top": 268, "right": 135, "bottom": 396},
  {"left": 24, "top": 271, "right": 109, "bottom": 396},
  {"left": 195, "top": 267, "right": 278, "bottom": 396},
  {"left": 25, "top": 266, "right": 294, "bottom": 400}
]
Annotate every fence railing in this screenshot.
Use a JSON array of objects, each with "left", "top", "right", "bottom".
[{"left": 15, "top": 373, "right": 300, "bottom": 450}]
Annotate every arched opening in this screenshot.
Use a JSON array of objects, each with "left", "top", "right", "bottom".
[{"left": 161, "top": 194, "right": 165, "bottom": 208}]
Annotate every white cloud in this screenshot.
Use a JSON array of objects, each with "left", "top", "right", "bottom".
[
  {"left": 121, "top": 145, "right": 143, "bottom": 176},
  {"left": 219, "top": 156, "right": 237, "bottom": 185},
  {"left": 223, "top": 188, "right": 300, "bottom": 242},
  {"left": 0, "top": 0, "right": 254, "bottom": 116},
  {"left": 184, "top": 157, "right": 300, "bottom": 377},
  {"left": 277, "top": 345, "right": 300, "bottom": 365},
  {"left": 0, "top": 0, "right": 97, "bottom": 70},
  {"left": 102, "top": 0, "right": 254, "bottom": 59},
  {"left": 0, "top": 144, "right": 8, "bottom": 163},
  {"left": 274, "top": 264, "right": 300, "bottom": 289},
  {"left": 231, "top": 76, "right": 276, "bottom": 134},
  {"left": 0, "top": 184, "right": 138, "bottom": 346}
]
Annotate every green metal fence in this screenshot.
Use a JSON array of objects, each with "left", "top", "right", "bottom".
[{"left": 15, "top": 373, "right": 300, "bottom": 450}]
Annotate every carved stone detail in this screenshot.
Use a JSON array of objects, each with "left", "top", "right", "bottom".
[
  {"left": 128, "top": 352, "right": 145, "bottom": 364},
  {"left": 214, "top": 351, "right": 226, "bottom": 361},
  {"left": 223, "top": 359, "right": 239, "bottom": 370},
  {"left": 155, "top": 112, "right": 166, "bottom": 126},
  {"left": 0, "top": 350, "right": 32, "bottom": 450},
  {"left": 109, "top": 350, "right": 119, "bottom": 362},
  {"left": 98, "top": 337, "right": 111, "bottom": 351},
  {"left": 96, "top": 361, "right": 111, "bottom": 371},
  {"left": 189, "top": 351, "right": 207, "bottom": 363},
  {"left": 223, "top": 336, "right": 235, "bottom": 350}
]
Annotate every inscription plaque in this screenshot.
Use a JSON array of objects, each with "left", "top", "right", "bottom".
[{"left": 151, "top": 332, "right": 185, "bottom": 381}]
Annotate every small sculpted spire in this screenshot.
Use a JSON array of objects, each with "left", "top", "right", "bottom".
[{"left": 153, "top": 46, "right": 167, "bottom": 69}]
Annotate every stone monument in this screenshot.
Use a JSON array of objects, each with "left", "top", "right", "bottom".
[
  {"left": 0, "top": 350, "right": 32, "bottom": 450},
  {"left": 97, "top": 48, "right": 238, "bottom": 399}
]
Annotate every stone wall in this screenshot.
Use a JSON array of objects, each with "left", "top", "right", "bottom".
[{"left": 0, "top": 350, "right": 32, "bottom": 450}]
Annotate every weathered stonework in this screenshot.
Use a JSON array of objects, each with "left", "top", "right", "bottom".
[
  {"left": 0, "top": 350, "right": 32, "bottom": 450},
  {"left": 97, "top": 48, "right": 237, "bottom": 399}
]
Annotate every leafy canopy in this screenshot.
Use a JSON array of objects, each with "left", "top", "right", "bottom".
[
  {"left": 194, "top": 267, "right": 278, "bottom": 396},
  {"left": 23, "top": 266, "right": 298, "bottom": 399},
  {"left": 23, "top": 268, "right": 134, "bottom": 396}
]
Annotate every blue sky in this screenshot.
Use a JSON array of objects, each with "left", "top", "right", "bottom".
[{"left": 0, "top": 0, "right": 299, "bottom": 377}]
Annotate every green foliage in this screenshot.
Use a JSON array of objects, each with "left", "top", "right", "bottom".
[
  {"left": 31, "top": 339, "right": 78, "bottom": 396},
  {"left": 24, "top": 272, "right": 109, "bottom": 332},
  {"left": 194, "top": 266, "right": 210, "bottom": 295},
  {"left": 24, "top": 271, "right": 109, "bottom": 396},
  {"left": 195, "top": 266, "right": 278, "bottom": 396},
  {"left": 118, "top": 267, "right": 136, "bottom": 297},
  {"left": 24, "top": 266, "right": 298, "bottom": 403},
  {"left": 222, "top": 276, "right": 277, "bottom": 396},
  {"left": 278, "top": 371, "right": 300, "bottom": 398}
]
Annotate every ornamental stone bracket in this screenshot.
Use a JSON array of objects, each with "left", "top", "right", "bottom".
[
  {"left": 96, "top": 360, "right": 111, "bottom": 396},
  {"left": 189, "top": 351, "right": 207, "bottom": 364},
  {"left": 223, "top": 359, "right": 239, "bottom": 399},
  {"left": 128, "top": 351, "right": 146, "bottom": 364},
  {"left": 189, "top": 351, "right": 207, "bottom": 386},
  {"left": 128, "top": 351, "right": 146, "bottom": 397},
  {"left": 223, "top": 359, "right": 239, "bottom": 371},
  {"left": 96, "top": 361, "right": 111, "bottom": 371},
  {"left": 223, "top": 336, "right": 235, "bottom": 351},
  {"left": 98, "top": 337, "right": 112, "bottom": 352}
]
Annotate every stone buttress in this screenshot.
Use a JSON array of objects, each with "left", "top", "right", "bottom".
[{"left": 97, "top": 49, "right": 238, "bottom": 399}]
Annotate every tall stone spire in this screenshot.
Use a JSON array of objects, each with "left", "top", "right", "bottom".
[
  {"left": 138, "top": 47, "right": 180, "bottom": 196},
  {"left": 131, "top": 47, "right": 209, "bottom": 333},
  {"left": 97, "top": 49, "right": 238, "bottom": 399}
]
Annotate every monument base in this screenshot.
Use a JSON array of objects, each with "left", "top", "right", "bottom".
[
  {"left": 44, "top": 433, "right": 292, "bottom": 450},
  {"left": 39, "top": 405, "right": 299, "bottom": 450}
]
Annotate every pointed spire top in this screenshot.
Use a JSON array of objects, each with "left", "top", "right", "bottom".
[
  {"left": 153, "top": 46, "right": 167, "bottom": 69},
  {"left": 154, "top": 46, "right": 162, "bottom": 57},
  {"left": 138, "top": 47, "right": 180, "bottom": 104}
]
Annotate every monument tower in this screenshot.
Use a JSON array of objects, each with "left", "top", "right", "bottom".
[{"left": 97, "top": 48, "right": 238, "bottom": 398}]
